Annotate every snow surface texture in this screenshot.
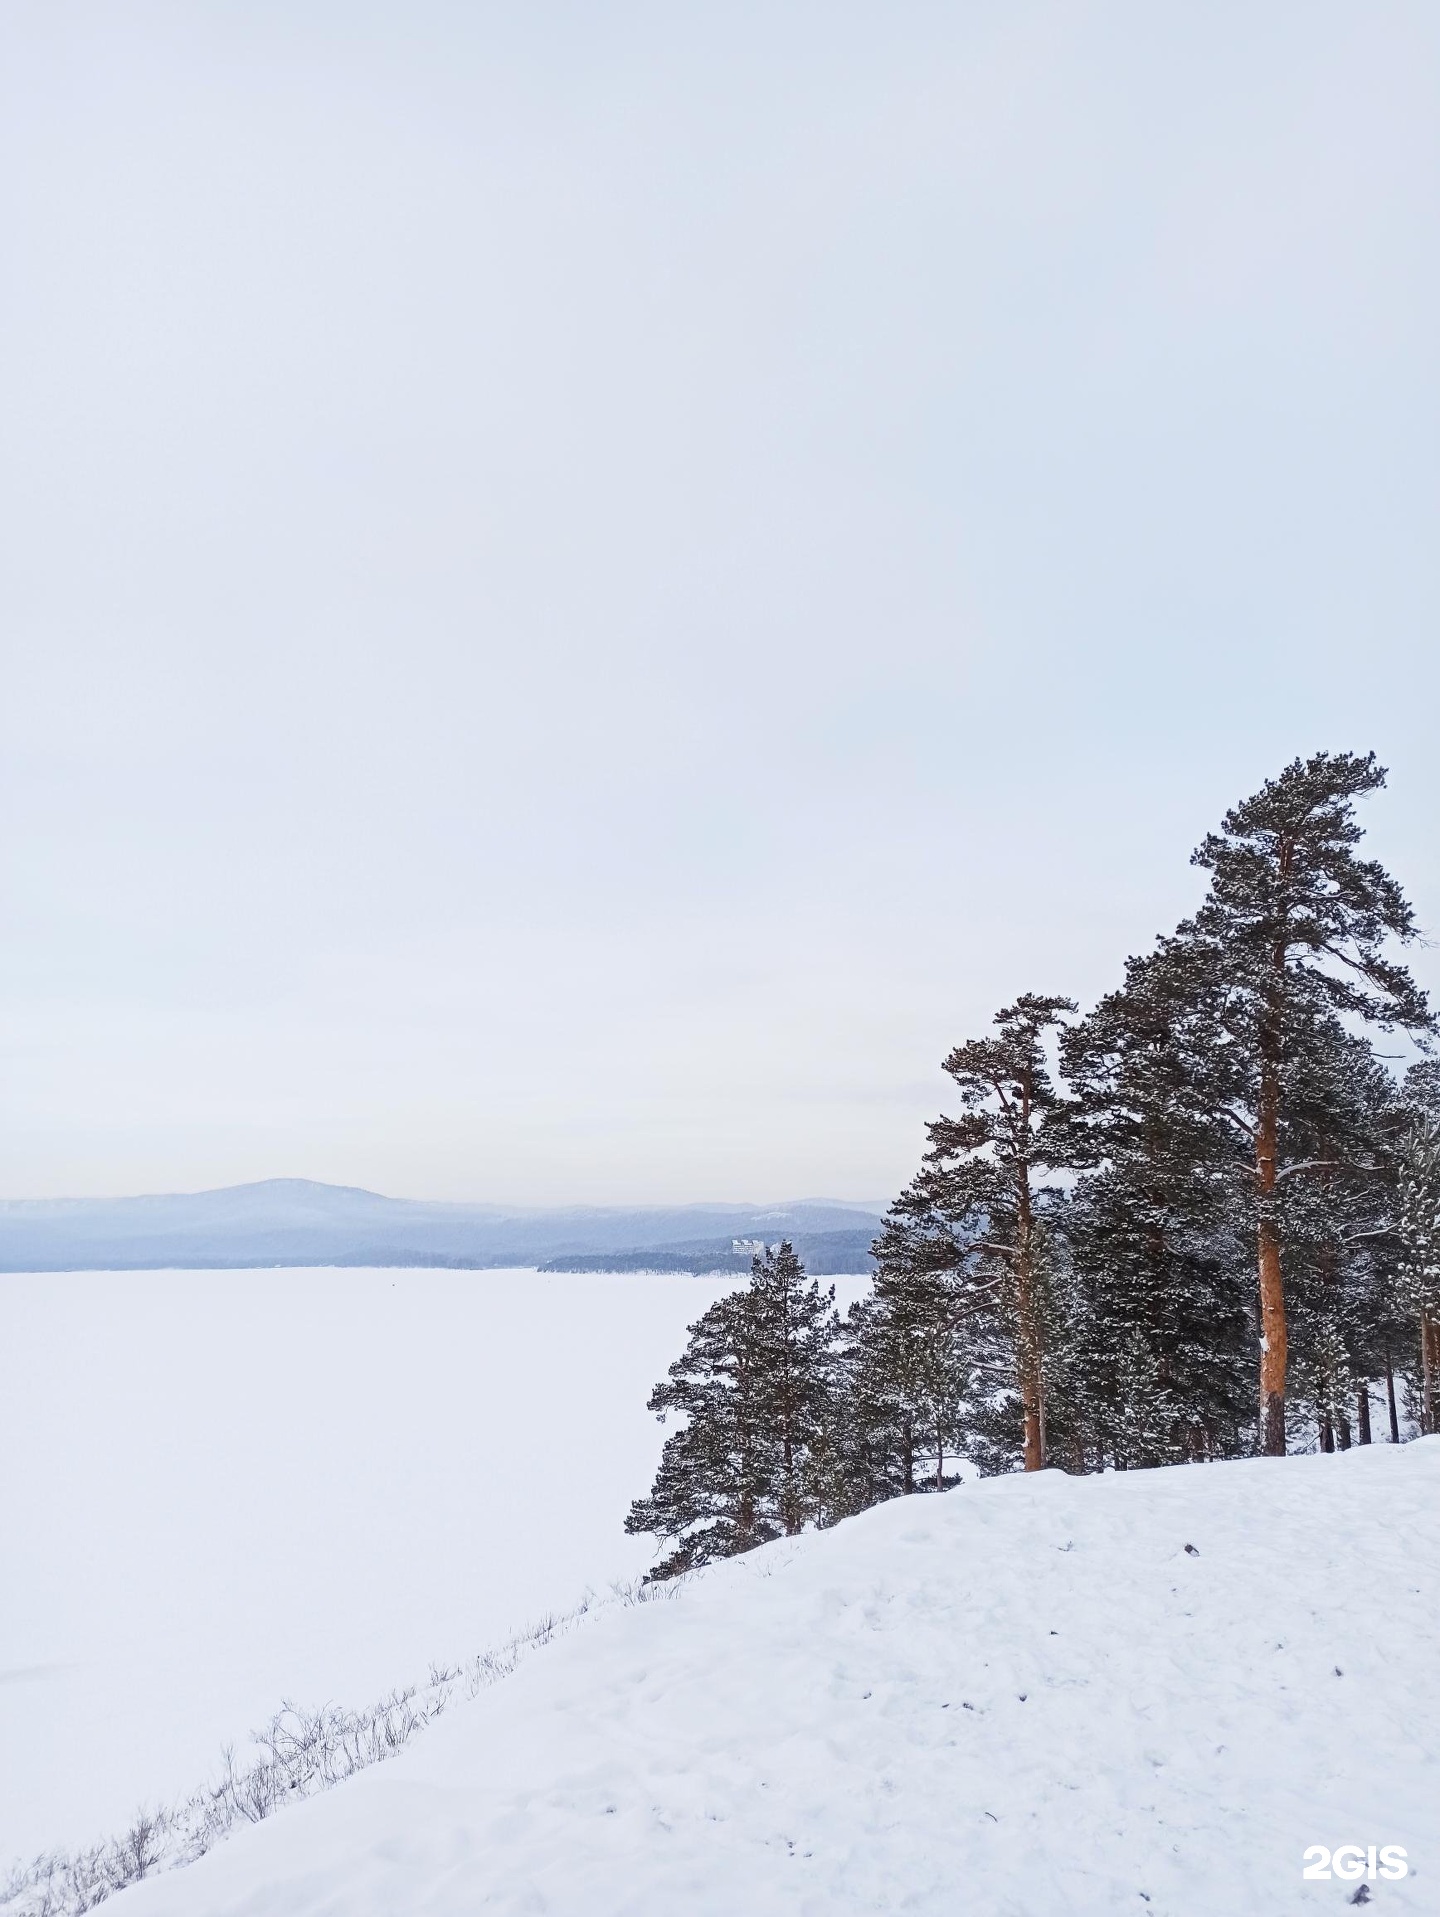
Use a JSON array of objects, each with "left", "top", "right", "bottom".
[
  {"left": 83, "top": 1440, "right": 1440, "bottom": 1915},
  {"left": 1, "top": 1268, "right": 868, "bottom": 1858}
]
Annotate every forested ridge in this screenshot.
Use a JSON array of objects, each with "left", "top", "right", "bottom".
[{"left": 628, "top": 752, "right": 1440, "bottom": 1579}]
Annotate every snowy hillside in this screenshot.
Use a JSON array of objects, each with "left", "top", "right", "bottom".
[{"left": 90, "top": 1439, "right": 1440, "bottom": 1916}]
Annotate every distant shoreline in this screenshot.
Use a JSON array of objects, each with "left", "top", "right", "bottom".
[{"left": 0, "top": 1181, "right": 883, "bottom": 1278}]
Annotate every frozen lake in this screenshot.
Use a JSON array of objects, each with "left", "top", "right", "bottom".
[{"left": 1, "top": 1265, "right": 869, "bottom": 1863}]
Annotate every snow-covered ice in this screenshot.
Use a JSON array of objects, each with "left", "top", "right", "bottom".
[
  {"left": 90, "top": 1438, "right": 1440, "bottom": 1915},
  {"left": 3, "top": 1266, "right": 868, "bottom": 1861}
]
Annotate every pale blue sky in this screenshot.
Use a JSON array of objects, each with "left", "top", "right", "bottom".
[{"left": 2, "top": 2, "right": 1437, "bottom": 1201}]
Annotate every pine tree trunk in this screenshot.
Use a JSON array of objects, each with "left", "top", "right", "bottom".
[
  {"left": 1356, "top": 1385, "right": 1372, "bottom": 1446},
  {"left": 738, "top": 1487, "right": 754, "bottom": 1550},
  {"left": 1255, "top": 996, "right": 1288, "bottom": 1456},
  {"left": 1384, "top": 1349, "right": 1400, "bottom": 1443},
  {"left": 1318, "top": 1413, "right": 1334, "bottom": 1454},
  {"left": 1336, "top": 1412, "right": 1351, "bottom": 1451},
  {"left": 1422, "top": 1308, "right": 1435, "bottom": 1437},
  {"left": 902, "top": 1420, "right": 914, "bottom": 1495},
  {"left": 1015, "top": 1152, "right": 1045, "bottom": 1472}
]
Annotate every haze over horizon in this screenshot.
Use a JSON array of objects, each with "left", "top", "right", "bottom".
[
  {"left": 4, "top": 3, "right": 1438, "bottom": 1204},
  {"left": 0, "top": 1174, "right": 888, "bottom": 1212}
]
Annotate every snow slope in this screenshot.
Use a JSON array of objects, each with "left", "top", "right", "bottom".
[{"left": 106, "top": 1438, "right": 1438, "bottom": 1917}]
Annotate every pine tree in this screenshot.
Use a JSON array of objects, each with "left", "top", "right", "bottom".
[
  {"left": 624, "top": 1286, "right": 771, "bottom": 1580},
  {"left": 1395, "top": 1065, "right": 1440, "bottom": 1435},
  {"left": 896, "top": 994, "right": 1077, "bottom": 1472},
  {"left": 1271, "top": 1018, "right": 1402, "bottom": 1451},
  {"left": 1108, "top": 1329, "right": 1178, "bottom": 1466},
  {"left": 752, "top": 1241, "right": 841, "bottom": 1534},
  {"left": 1175, "top": 753, "right": 1431, "bottom": 1454},
  {"left": 1060, "top": 945, "right": 1252, "bottom": 1466},
  {"left": 624, "top": 1242, "right": 838, "bottom": 1580},
  {"left": 836, "top": 1248, "right": 974, "bottom": 1502}
]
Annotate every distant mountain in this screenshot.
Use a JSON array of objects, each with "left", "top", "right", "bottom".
[{"left": 0, "top": 1179, "right": 886, "bottom": 1273}]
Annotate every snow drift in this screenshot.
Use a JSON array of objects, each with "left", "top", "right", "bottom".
[{"left": 74, "top": 1442, "right": 1440, "bottom": 1914}]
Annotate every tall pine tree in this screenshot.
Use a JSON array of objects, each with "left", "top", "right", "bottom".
[
  {"left": 1176, "top": 753, "right": 1430, "bottom": 1454},
  {"left": 896, "top": 994, "right": 1076, "bottom": 1471}
]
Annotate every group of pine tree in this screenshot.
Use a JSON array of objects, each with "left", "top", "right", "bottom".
[{"left": 627, "top": 752, "right": 1440, "bottom": 1581}]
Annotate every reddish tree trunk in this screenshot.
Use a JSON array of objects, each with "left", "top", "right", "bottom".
[
  {"left": 1255, "top": 869, "right": 1291, "bottom": 1457},
  {"left": 1010, "top": 1058, "right": 1047, "bottom": 1471},
  {"left": 1256, "top": 1070, "right": 1287, "bottom": 1455},
  {"left": 1016, "top": 1167, "right": 1045, "bottom": 1472}
]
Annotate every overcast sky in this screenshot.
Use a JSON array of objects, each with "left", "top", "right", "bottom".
[{"left": 2, "top": 2, "right": 1437, "bottom": 1204}]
